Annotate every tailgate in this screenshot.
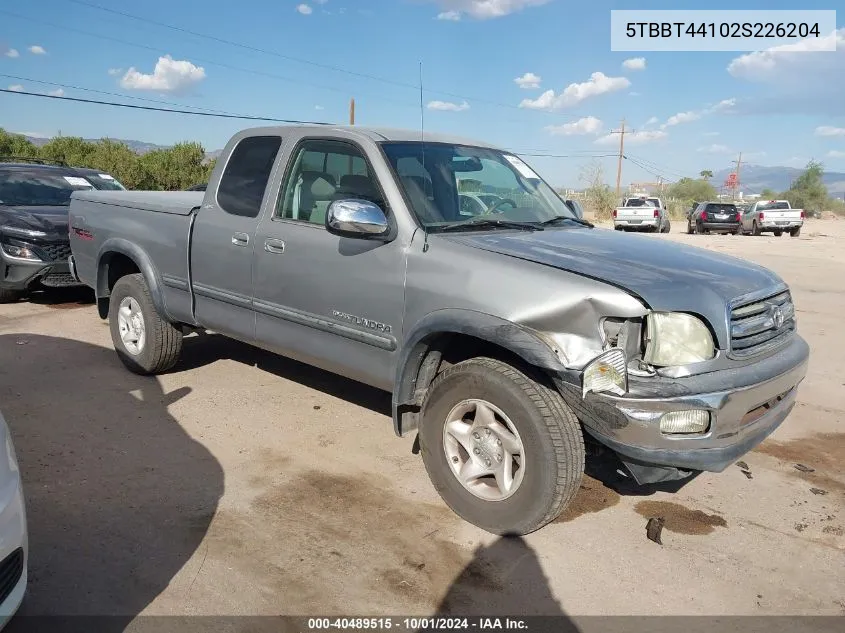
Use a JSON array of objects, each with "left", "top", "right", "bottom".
[
  {"left": 616, "top": 207, "right": 656, "bottom": 221},
  {"left": 765, "top": 210, "right": 802, "bottom": 222}
]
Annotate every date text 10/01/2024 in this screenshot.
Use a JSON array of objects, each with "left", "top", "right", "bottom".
[
  {"left": 625, "top": 22, "right": 822, "bottom": 39},
  {"left": 306, "top": 618, "right": 529, "bottom": 630}
]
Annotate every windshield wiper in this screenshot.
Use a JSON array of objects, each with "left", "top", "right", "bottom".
[
  {"left": 436, "top": 218, "right": 543, "bottom": 233},
  {"left": 538, "top": 215, "right": 594, "bottom": 228}
]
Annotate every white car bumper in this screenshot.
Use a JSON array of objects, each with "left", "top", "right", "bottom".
[
  {"left": 614, "top": 218, "right": 659, "bottom": 228},
  {"left": 0, "top": 412, "right": 27, "bottom": 630},
  {"left": 760, "top": 220, "right": 803, "bottom": 230}
]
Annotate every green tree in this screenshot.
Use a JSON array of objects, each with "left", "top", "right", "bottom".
[
  {"left": 38, "top": 135, "right": 96, "bottom": 166},
  {"left": 699, "top": 170, "right": 713, "bottom": 181},
  {"left": 0, "top": 129, "right": 40, "bottom": 159},
  {"left": 760, "top": 188, "right": 778, "bottom": 199},
  {"left": 666, "top": 177, "right": 717, "bottom": 205},
  {"left": 783, "top": 160, "right": 828, "bottom": 212},
  {"left": 87, "top": 139, "right": 145, "bottom": 188},
  {"left": 137, "top": 142, "right": 208, "bottom": 190}
]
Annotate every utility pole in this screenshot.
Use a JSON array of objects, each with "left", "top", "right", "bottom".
[
  {"left": 614, "top": 118, "right": 626, "bottom": 198},
  {"left": 349, "top": 98, "right": 355, "bottom": 125}
]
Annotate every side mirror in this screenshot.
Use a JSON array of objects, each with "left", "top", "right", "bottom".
[{"left": 326, "top": 199, "right": 390, "bottom": 239}]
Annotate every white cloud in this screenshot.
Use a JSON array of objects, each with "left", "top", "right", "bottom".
[
  {"left": 595, "top": 129, "right": 667, "bottom": 146},
  {"left": 514, "top": 72, "right": 541, "bottom": 89},
  {"left": 622, "top": 57, "right": 646, "bottom": 71},
  {"left": 427, "top": 99, "right": 470, "bottom": 111},
  {"left": 437, "top": 11, "right": 461, "bottom": 20},
  {"left": 429, "top": 0, "right": 551, "bottom": 20},
  {"left": 107, "top": 67, "right": 123, "bottom": 76},
  {"left": 4, "top": 48, "right": 19, "bottom": 58},
  {"left": 815, "top": 126, "right": 845, "bottom": 137},
  {"left": 697, "top": 144, "right": 732, "bottom": 154},
  {"left": 47, "top": 88, "right": 64, "bottom": 97},
  {"left": 727, "top": 28, "right": 844, "bottom": 114},
  {"left": 296, "top": 4, "right": 313, "bottom": 15},
  {"left": 120, "top": 55, "right": 206, "bottom": 93},
  {"left": 643, "top": 116, "right": 659, "bottom": 126},
  {"left": 8, "top": 84, "right": 24, "bottom": 92},
  {"left": 546, "top": 116, "right": 603, "bottom": 136},
  {"left": 315, "top": 105, "right": 324, "bottom": 110},
  {"left": 827, "top": 150, "right": 845, "bottom": 158},
  {"left": 662, "top": 111, "right": 701, "bottom": 128},
  {"left": 28, "top": 45, "right": 46, "bottom": 55},
  {"left": 519, "top": 72, "right": 630, "bottom": 110}
]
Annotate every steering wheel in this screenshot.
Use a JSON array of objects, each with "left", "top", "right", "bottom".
[{"left": 483, "top": 198, "right": 517, "bottom": 215}]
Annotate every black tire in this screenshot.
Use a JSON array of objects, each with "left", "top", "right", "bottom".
[
  {"left": 790, "top": 226, "right": 801, "bottom": 237},
  {"left": 662, "top": 220, "right": 671, "bottom": 233},
  {"left": 773, "top": 229, "right": 783, "bottom": 237},
  {"left": 418, "top": 357, "right": 584, "bottom": 535},
  {"left": 108, "top": 273, "right": 182, "bottom": 375},
  {"left": 614, "top": 225, "right": 623, "bottom": 231},
  {"left": 752, "top": 221, "right": 761, "bottom": 236},
  {"left": 0, "top": 288, "right": 22, "bottom": 304},
  {"left": 687, "top": 221, "right": 694, "bottom": 234}
]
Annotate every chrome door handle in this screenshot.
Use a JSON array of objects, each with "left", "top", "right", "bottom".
[
  {"left": 232, "top": 232, "right": 249, "bottom": 246},
  {"left": 264, "top": 238, "right": 285, "bottom": 254}
]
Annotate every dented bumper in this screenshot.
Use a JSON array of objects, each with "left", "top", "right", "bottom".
[{"left": 563, "top": 334, "right": 809, "bottom": 475}]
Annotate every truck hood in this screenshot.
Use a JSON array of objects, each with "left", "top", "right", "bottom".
[
  {"left": 440, "top": 227, "right": 784, "bottom": 347},
  {"left": 0, "top": 205, "right": 69, "bottom": 238}
]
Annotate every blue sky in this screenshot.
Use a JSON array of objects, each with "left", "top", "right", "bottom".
[{"left": 0, "top": 0, "right": 843, "bottom": 189}]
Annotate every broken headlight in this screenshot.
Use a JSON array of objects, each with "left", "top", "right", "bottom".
[{"left": 643, "top": 312, "right": 715, "bottom": 366}]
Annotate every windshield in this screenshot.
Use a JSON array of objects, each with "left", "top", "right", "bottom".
[
  {"left": 380, "top": 142, "right": 576, "bottom": 229},
  {"left": 756, "top": 201, "right": 790, "bottom": 211},
  {"left": 79, "top": 171, "right": 126, "bottom": 191},
  {"left": 0, "top": 168, "right": 94, "bottom": 206}
]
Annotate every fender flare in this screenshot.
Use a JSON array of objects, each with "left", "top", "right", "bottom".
[
  {"left": 95, "top": 238, "right": 168, "bottom": 320},
  {"left": 391, "top": 309, "right": 573, "bottom": 437}
]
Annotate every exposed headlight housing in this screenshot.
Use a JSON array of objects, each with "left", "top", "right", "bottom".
[
  {"left": 583, "top": 348, "right": 627, "bottom": 397},
  {"left": 0, "top": 242, "right": 41, "bottom": 261},
  {"left": 643, "top": 312, "right": 715, "bottom": 366}
]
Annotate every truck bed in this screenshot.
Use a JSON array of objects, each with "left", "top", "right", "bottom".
[{"left": 69, "top": 190, "right": 201, "bottom": 324}]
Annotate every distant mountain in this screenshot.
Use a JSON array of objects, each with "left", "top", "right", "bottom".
[
  {"left": 713, "top": 164, "right": 845, "bottom": 198},
  {"left": 21, "top": 134, "right": 222, "bottom": 162}
]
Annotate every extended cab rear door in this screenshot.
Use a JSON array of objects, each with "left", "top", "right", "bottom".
[{"left": 190, "top": 133, "right": 283, "bottom": 341}]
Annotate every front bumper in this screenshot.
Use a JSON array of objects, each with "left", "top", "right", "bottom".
[
  {"left": 567, "top": 334, "right": 809, "bottom": 474},
  {"left": 1, "top": 250, "right": 82, "bottom": 291}
]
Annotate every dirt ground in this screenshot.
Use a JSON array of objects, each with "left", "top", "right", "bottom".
[{"left": 0, "top": 219, "right": 842, "bottom": 621}]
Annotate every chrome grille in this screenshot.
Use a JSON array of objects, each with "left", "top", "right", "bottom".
[{"left": 730, "top": 289, "right": 795, "bottom": 358}]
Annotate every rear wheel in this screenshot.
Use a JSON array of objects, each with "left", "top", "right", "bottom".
[
  {"left": 662, "top": 219, "right": 671, "bottom": 233},
  {"left": 790, "top": 226, "right": 801, "bottom": 237},
  {"left": 108, "top": 273, "right": 183, "bottom": 375},
  {"left": 773, "top": 229, "right": 783, "bottom": 237},
  {"left": 752, "top": 221, "right": 761, "bottom": 236},
  {"left": 0, "top": 288, "right": 22, "bottom": 304},
  {"left": 418, "top": 357, "right": 584, "bottom": 535}
]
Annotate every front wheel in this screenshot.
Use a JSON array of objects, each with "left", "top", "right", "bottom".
[
  {"left": 108, "top": 273, "right": 183, "bottom": 375},
  {"left": 418, "top": 357, "right": 584, "bottom": 535}
]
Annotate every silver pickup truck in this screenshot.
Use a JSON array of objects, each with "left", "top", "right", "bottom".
[{"left": 67, "top": 125, "right": 809, "bottom": 535}]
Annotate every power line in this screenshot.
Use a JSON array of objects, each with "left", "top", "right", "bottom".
[
  {"left": 54, "top": 0, "right": 579, "bottom": 117},
  {"left": 0, "top": 9, "right": 418, "bottom": 109},
  {"left": 0, "top": 73, "right": 254, "bottom": 117},
  {"left": 624, "top": 153, "right": 689, "bottom": 180},
  {"left": 0, "top": 89, "right": 334, "bottom": 124}
]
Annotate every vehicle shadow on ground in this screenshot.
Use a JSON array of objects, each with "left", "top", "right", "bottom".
[
  {"left": 426, "top": 536, "right": 577, "bottom": 628},
  {"left": 0, "top": 334, "right": 224, "bottom": 630},
  {"left": 26, "top": 286, "right": 96, "bottom": 310},
  {"left": 176, "top": 333, "right": 392, "bottom": 416}
]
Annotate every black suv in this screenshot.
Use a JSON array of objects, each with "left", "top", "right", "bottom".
[
  {"left": 687, "top": 201, "right": 741, "bottom": 235},
  {"left": 0, "top": 159, "right": 125, "bottom": 302}
]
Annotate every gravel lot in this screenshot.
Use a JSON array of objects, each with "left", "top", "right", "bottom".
[{"left": 0, "top": 219, "right": 842, "bottom": 620}]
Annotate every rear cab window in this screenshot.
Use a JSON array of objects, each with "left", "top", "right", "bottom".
[
  {"left": 217, "top": 135, "right": 283, "bottom": 218},
  {"left": 756, "top": 201, "right": 791, "bottom": 211}
]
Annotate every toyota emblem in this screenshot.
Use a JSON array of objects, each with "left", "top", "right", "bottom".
[{"left": 772, "top": 306, "right": 784, "bottom": 329}]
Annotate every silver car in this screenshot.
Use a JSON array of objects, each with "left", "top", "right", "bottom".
[{"left": 0, "top": 410, "right": 27, "bottom": 629}]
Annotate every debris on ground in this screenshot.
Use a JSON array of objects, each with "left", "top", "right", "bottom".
[
  {"left": 736, "top": 461, "right": 749, "bottom": 470},
  {"left": 646, "top": 517, "right": 665, "bottom": 545},
  {"left": 736, "top": 461, "right": 753, "bottom": 478},
  {"left": 742, "top": 470, "right": 753, "bottom": 479},
  {"left": 810, "top": 488, "right": 828, "bottom": 496},
  {"left": 794, "top": 522, "right": 808, "bottom": 533},
  {"left": 794, "top": 464, "right": 815, "bottom": 473},
  {"left": 313, "top": 405, "right": 321, "bottom": 410}
]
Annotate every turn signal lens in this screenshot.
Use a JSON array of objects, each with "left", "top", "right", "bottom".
[{"left": 582, "top": 349, "right": 627, "bottom": 398}]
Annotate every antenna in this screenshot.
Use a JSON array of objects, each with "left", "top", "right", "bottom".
[{"left": 419, "top": 60, "right": 430, "bottom": 253}]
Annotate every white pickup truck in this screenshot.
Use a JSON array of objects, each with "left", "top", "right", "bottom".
[
  {"left": 741, "top": 199, "right": 804, "bottom": 237},
  {"left": 613, "top": 196, "right": 670, "bottom": 233}
]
